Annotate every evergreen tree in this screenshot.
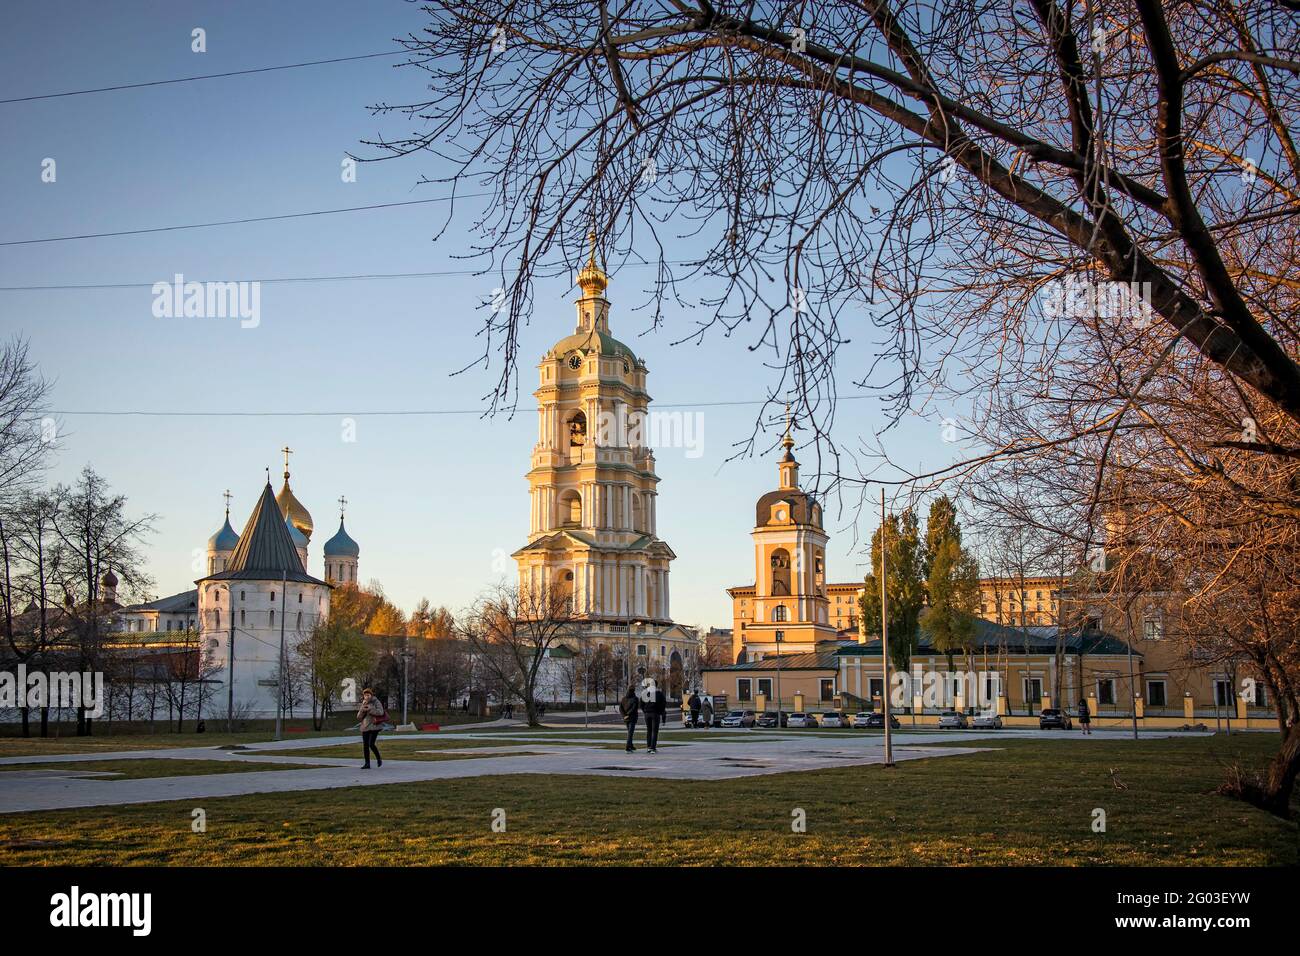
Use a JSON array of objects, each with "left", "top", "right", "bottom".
[{"left": 858, "top": 507, "right": 924, "bottom": 670}]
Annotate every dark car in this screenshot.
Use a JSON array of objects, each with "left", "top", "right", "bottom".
[
  {"left": 1039, "top": 708, "right": 1074, "bottom": 730},
  {"left": 861, "top": 712, "right": 900, "bottom": 729},
  {"left": 755, "top": 712, "right": 779, "bottom": 728}
]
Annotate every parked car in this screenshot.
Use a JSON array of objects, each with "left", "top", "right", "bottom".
[
  {"left": 721, "top": 710, "right": 756, "bottom": 728},
  {"left": 786, "top": 712, "right": 818, "bottom": 728},
  {"left": 755, "top": 712, "right": 780, "bottom": 728},
  {"left": 938, "top": 710, "right": 969, "bottom": 729},
  {"left": 1039, "top": 708, "right": 1073, "bottom": 730},
  {"left": 857, "top": 712, "right": 900, "bottom": 729},
  {"left": 818, "top": 711, "right": 847, "bottom": 728},
  {"left": 970, "top": 712, "right": 1003, "bottom": 729}
]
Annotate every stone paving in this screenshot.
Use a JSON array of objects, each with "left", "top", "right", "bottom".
[{"left": 0, "top": 725, "right": 1206, "bottom": 815}]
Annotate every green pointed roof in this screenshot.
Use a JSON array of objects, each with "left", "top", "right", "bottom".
[{"left": 198, "top": 482, "right": 326, "bottom": 586}]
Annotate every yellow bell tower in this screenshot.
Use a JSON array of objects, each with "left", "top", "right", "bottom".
[
  {"left": 731, "top": 417, "right": 838, "bottom": 663},
  {"left": 513, "top": 232, "right": 677, "bottom": 630}
]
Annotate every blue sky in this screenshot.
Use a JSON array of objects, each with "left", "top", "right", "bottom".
[{"left": 0, "top": 1, "right": 960, "bottom": 629}]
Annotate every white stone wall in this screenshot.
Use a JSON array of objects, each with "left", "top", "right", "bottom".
[{"left": 199, "top": 578, "right": 330, "bottom": 718}]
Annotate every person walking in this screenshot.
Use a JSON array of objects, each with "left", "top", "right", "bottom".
[
  {"left": 687, "top": 690, "right": 702, "bottom": 728},
  {"left": 619, "top": 684, "right": 640, "bottom": 753},
  {"left": 1078, "top": 697, "right": 1092, "bottom": 735},
  {"left": 358, "top": 688, "right": 386, "bottom": 769},
  {"left": 642, "top": 679, "right": 666, "bottom": 753}
]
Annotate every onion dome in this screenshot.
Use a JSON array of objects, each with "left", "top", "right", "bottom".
[
  {"left": 576, "top": 230, "right": 609, "bottom": 297},
  {"left": 323, "top": 518, "right": 360, "bottom": 558},
  {"left": 276, "top": 472, "right": 313, "bottom": 542},
  {"left": 208, "top": 515, "right": 240, "bottom": 552},
  {"left": 100, "top": 568, "right": 118, "bottom": 588},
  {"left": 286, "top": 516, "right": 308, "bottom": 551}
]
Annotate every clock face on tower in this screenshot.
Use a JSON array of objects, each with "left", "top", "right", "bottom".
[{"left": 568, "top": 353, "right": 582, "bottom": 369}]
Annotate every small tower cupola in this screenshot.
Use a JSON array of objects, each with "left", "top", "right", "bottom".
[
  {"left": 323, "top": 496, "right": 360, "bottom": 585},
  {"left": 778, "top": 406, "right": 800, "bottom": 490},
  {"left": 206, "top": 489, "right": 240, "bottom": 574},
  {"left": 575, "top": 230, "right": 611, "bottom": 333},
  {"left": 99, "top": 567, "right": 118, "bottom": 605}
]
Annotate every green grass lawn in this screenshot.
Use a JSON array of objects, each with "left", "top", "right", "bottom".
[
  {"left": 0, "top": 759, "right": 325, "bottom": 779},
  {"left": 0, "top": 733, "right": 1295, "bottom": 866}
]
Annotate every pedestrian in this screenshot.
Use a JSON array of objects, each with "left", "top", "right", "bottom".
[
  {"left": 357, "top": 687, "right": 386, "bottom": 769},
  {"left": 619, "top": 684, "right": 640, "bottom": 753},
  {"left": 642, "top": 678, "right": 666, "bottom": 753},
  {"left": 687, "top": 690, "right": 701, "bottom": 728},
  {"left": 1078, "top": 697, "right": 1092, "bottom": 735}
]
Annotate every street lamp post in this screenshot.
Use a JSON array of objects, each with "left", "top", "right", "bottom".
[
  {"left": 774, "top": 630, "right": 783, "bottom": 729},
  {"left": 880, "top": 487, "right": 895, "bottom": 768},
  {"left": 275, "top": 573, "right": 287, "bottom": 741},
  {"left": 401, "top": 636, "right": 412, "bottom": 726}
]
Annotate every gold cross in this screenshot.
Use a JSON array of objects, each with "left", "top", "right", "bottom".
[
  {"left": 338, "top": 495, "right": 347, "bottom": 519},
  {"left": 281, "top": 445, "right": 293, "bottom": 479},
  {"left": 222, "top": 489, "right": 232, "bottom": 517}
]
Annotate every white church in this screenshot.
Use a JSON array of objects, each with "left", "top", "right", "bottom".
[{"left": 115, "top": 457, "right": 360, "bottom": 718}]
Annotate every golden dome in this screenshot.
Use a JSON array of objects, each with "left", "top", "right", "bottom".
[
  {"left": 576, "top": 230, "right": 608, "bottom": 297},
  {"left": 276, "top": 473, "right": 313, "bottom": 542}
]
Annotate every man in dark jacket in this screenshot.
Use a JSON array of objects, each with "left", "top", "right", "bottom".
[
  {"left": 620, "top": 685, "right": 640, "bottom": 753},
  {"left": 687, "top": 691, "right": 702, "bottom": 728}
]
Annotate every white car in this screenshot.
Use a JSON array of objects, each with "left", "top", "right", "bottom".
[
  {"left": 720, "top": 710, "right": 756, "bottom": 728},
  {"left": 970, "top": 712, "right": 1003, "bottom": 729},
  {"left": 818, "top": 712, "right": 846, "bottom": 728},
  {"left": 786, "top": 712, "right": 818, "bottom": 728},
  {"left": 938, "top": 710, "right": 969, "bottom": 729}
]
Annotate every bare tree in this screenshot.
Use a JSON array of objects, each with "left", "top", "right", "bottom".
[{"left": 459, "top": 581, "right": 578, "bottom": 726}]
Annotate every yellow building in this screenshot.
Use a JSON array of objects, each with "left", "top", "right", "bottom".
[
  {"left": 512, "top": 235, "right": 697, "bottom": 694},
  {"left": 978, "top": 575, "right": 1065, "bottom": 626},
  {"left": 725, "top": 431, "right": 856, "bottom": 665}
]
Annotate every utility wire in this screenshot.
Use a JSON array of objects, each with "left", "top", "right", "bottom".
[
  {"left": 0, "top": 259, "right": 701, "bottom": 292},
  {"left": 44, "top": 396, "right": 869, "bottom": 418},
  {"left": 0, "top": 50, "right": 409, "bottom": 105},
  {"left": 0, "top": 194, "right": 494, "bottom": 247}
]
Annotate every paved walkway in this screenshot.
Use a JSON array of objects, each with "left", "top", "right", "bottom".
[
  {"left": 0, "top": 731, "right": 981, "bottom": 814},
  {"left": 0, "top": 725, "right": 1209, "bottom": 815}
]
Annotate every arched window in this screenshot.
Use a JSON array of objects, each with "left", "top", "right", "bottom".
[
  {"left": 239, "top": 609, "right": 245, "bottom": 625},
  {"left": 269, "top": 609, "right": 275, "bottom": 627},
  {"left": 632, "top": 493, "right": 644, "bottom": 532},
  {"left": 568, "top": 410, "right": 587, "bottom": 447},
  {"left": 215, "top": 609, "right": 221, "bottom": 629},
  {"left": 560, "top": 490, "right": 582, "bottom": 526},
  {"left": 297, "top": 612, "right": 303, "bottom": 629},
  {"left": 770, "top": 549, "right": 791, "bottom": 595},
  {"left": 774, "top": 604, "right": 789, "bottom": 622}
]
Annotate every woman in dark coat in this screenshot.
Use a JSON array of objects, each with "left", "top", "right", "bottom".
[
  {"left": 358, "top": 688, "right": 385, "bottom": 768},
  {"left": 1078, "top": 697, "right": 1092, "bottom": 735}
]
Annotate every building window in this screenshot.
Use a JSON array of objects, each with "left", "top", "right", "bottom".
[
  {"left": 819, "top": 679, "right": 835, "bottom": 702},
  {"left": 636, "top": 644, "right": 647, "bottom": 656},
  {"left": 868, "top": 677, "right": 884, "bottom": 701},
  {"left": 297, "top": 612, "right": 303, "bottom": 629},
  {"left": 269, "top": 610, "right": 275, "bottom": 627},
  {"left": 773, "top": 604, "right": 788, "bottom": 622},
  {"left": 737, "top": 678, "right": 752, "bottom": 702},
  {"left": 1142, "top": 616, "right": 1163, "bottom": 640},
  {"left": 1214, "top": 680, "right": 1234, "bottom": 707},
  {"left": 1024, "top": 678, "right": 1043, "bottom": 704},
  {"left": 271, "top": 591, "right": 276, "bottom": 602},
  {"left": 1097, "top": 678, "right": 1116, "bottom": 705},
  {"left": 240, "top": 609, "right": 245, "bottom": 625},
  {"left": 757, "top": 678, "right": 773, "bottom": 698},
  {"left": 1146, "top": 680, "right": 1167, "bottom": 707}
]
